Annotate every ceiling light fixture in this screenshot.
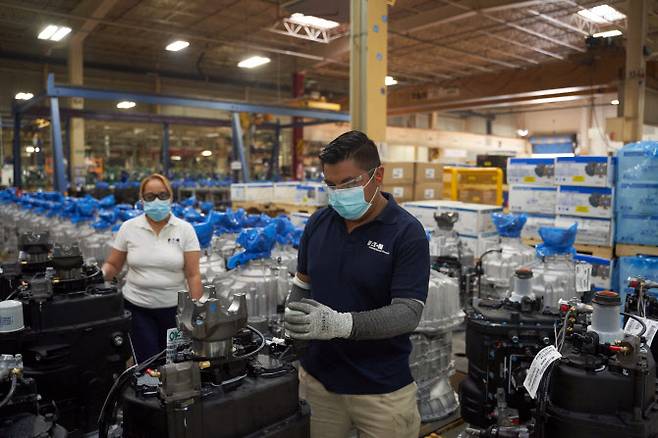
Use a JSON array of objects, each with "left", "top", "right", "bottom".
[
  {"left": 35, "top": 147, "right": 40, "bottom": 153},
  {"left": 238, "top": 56, "right": 271, "bottom": 69},
  {"left": 288, "top": 13, "right": 340, "bottom": 30},
  {"left": 517, "top": 129, "right": 529, "bottom": 137},
  {"left": 577, "top": 5, "right": 625, "bottom": 23},
  {"left": 171, "top": 155, "right": 182, "bottom": 161},
  {"left": 14, "top": 92, "right": 34, "bottom": 100},
  {"left": 166, "top": 40, "right": 190, "bottom": 52},
  {"left": 385, "top": 76, "right": 398, "bottom": 86},
  {"left": 38, "top": 25, "right": 71, "bottom": 41},
  {"left": 593, "top": 29, "right": 623, "bottom": 38},
  {"left": 25, "top": 146, "right": 35, "bottom": 153},
  {"left": 116, "top": 101, "right": 136, "bottom": 109},
  {"left": 611, "top": 99, "right": 620, "bottom": 105},
  {"left": 201, "top": 150, "right": 212, "bottom": 157}
]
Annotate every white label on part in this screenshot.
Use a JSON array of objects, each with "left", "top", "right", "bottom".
[
  {"left": 392, "top": 168, "right": 404, "bottom": 179},
  {"left": 575, "top": 263, "right": 592, "bottom": 292},
  {"left": 624, "top": 317, "right": 658, "bottom": 346},
  {"left": 393, "top": 187, "right": 404, "bottom": 197},
  {"left": 425, "top": 168, "right": 435, "bottom": 179},
  {"left": 166, "top": 328, "right": 190, "bottom": 363},
  {"left": 523, "top": 345, "right": 562, "bottom": 399}
]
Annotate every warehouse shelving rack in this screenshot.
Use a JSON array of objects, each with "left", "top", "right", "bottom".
[{"left": 11, "top": 74, "right": 350, "bottom": 193}]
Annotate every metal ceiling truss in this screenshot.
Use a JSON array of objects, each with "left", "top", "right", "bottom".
[{"left": 268, "top": 18, "right": 346, "bottom": 44}]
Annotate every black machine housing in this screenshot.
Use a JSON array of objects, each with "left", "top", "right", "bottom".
[
  {"left": 0, "top": 239, "right": 131, "bottom": 436},
  {"left": 460, "top": 295, "right": 560, "bottom": 428}
]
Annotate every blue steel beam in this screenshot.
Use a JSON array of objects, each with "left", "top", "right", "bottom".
[
  {"left": 46, "top": 74, "right": 350, "bottom": 122},
  {"left": 12, "top": 111, "right": 21, "bottom": 188},
  {"left": 231, "top": 113, "right": 250, "bottom": 182},
  {"left": 49, "top": 97, "right": 68, "bottom": 193},
  {"left": 162, "top": 122, "right": 170, "bottom": 176}
]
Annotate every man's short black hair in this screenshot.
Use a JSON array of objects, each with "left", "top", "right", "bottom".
[{"left": 319, "top": 130, "right": 381, "bottom": 171}]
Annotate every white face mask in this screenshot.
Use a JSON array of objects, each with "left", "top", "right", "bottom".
[{"left": 327, "top": 171, "right": 379, "bottom": 220}]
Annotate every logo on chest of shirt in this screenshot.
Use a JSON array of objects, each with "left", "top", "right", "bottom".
[{"left": 367, "top": 240, "right": 390, "bottom": 255}]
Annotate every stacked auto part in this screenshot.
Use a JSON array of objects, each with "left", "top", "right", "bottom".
[
  {"left": 0, "top": 233, "right": 132, "bottom": 436},
  {"left": 106, "top": 285, "right": 310, "bottom": 438},
  {"left": 625, "top": 277, "right": 658, "bottom": 361},
  {"left": 460, "top": 268, "right": 561, "bottom": 429},
  {"left": 410, "top": 270, "right": 464, "bottom": 422},
  {"left": 479, "top": 213, "right": 535, "bottom": 299}
]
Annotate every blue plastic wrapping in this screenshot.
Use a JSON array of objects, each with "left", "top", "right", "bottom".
[
  {"left": 171, "top": 203, "right": 185, "bottom": 218},
  {"left": 99, "top": 194, "right": 116, "bottom": 208},
  {"left": 199, "top": 201, "right": 214, "bottom": 214},
  {"left": 535, "top": 223, "right": 577, "bottom": 257},
  {"left": 96, "top": 181, "right": 110, "bottom": 190},
  {"left": 227, "top": 223, "right": 277, "bottom": 269},
  {"left": 119, "top": 209, "right": 142, "bottom": 222},
  {"left": 271, "top": 215, "right": 296, "bottom": 245},
  {"left": 244, "top": 213, "right": 271, "bottom": 228},
  {"left": 183, "top": 207, "right": 204, "bottom": 223},
  {"left": 181, "top": 196, "right": 196, "bottom": 207},
  {"left": 618, "top": 141, "right": 658, "bottom": 184},
  {"left": 211, "top": 208, "right": 245, "bottom": 235},
  {"left": 192, "top": 220, "right": 214, "bottom": 249},
  {"left": 492, "top": 213, "right": 527, "bottom": 238}
]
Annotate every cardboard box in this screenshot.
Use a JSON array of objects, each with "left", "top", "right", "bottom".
[
  {"left": 295, "top": 183, "right": 328, "bottom": 206},
  {"left": 414, "top": 163, "right": 443, "bottom": 183},
  {"left": 401, "top": 200, "right": 461, "bottom": 228},
  {"left": 556, "top": 186, "right": 614, "bottom": 219},
  {"left": 413, "top": 183, "right": 442, "bottom": 201},
  {"left": 507, "top": 157, "right": 555, "bottom": 186},
  {"left": 458, "top": 188, "right": 498, "bottom": 205},
  {"left": 574, "top": 254, "right": 613, "bottom": 290},
  {"left": 508, "top": 185, "right": 557, "bottom": 215},
  {"left": 555, "top": 156, "right": 616, "bottom": 187},
  {"left": 383, "top": 162, "right": 415, "bottom": 184},
  {"left": 437, "top": 202, "right": 503, "bottom": 235},
  {"left": 383, "top": 184, "right": 414, "bottom": 202},
  {"left": 555, "top": 215, "right": 614, "bottom": 246},
  {"left": 230, "top": 182, "right": 274, "bottom": 202},
  {"left": 273, "top": 182, "right": 300, "bottom": 203},
  {"left": 459, "top": 232, "right": 499, "bottom": 258},
  {"left": 616, "top": 214, "right": 658, "bottom": 246},
  {"left": 616, "top": 183, "right": 658, "bottom": 216},
  {"left": 522, "top": 214, "right": 556, "bottom": 240}
]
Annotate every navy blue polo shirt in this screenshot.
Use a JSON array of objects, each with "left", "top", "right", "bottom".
[{"left": 297, "top": 192, "right": 430, "bottom": 395}]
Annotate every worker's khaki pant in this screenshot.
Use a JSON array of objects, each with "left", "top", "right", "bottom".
[{"left": 298, "top": 366, "right": 421, "bottom": 438}]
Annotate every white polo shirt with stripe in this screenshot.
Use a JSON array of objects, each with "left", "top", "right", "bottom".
[{"left": 112, "top": 213, "right": 200, "bottom": 308}]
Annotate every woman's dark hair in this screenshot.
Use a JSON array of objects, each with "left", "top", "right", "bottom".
[{"left": 319, "top": 130, "right": 381, "bottom": 171}]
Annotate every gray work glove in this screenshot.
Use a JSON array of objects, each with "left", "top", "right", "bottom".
[{"left": 284, "top": 299, "right": 353, "bottom": 340}]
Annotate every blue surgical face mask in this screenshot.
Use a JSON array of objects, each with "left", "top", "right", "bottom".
[
  {"left": 328, "top": 171, "right": 379, "bottom": 221},
  {"left": 143, "top": 199, "right": 171, "bottom": 222}
]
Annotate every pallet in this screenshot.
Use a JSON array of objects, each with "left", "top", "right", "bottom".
[
  {"left": 231, "top": 201, "right": 322, "bottom": 216},
  {"left": 616, "top": 243, "right": 658, "bottom": 258},
  {"left": 273, "top": 202, "right": 322, "bottom": 215},
  {"left": 522, "top": 238, "right": 614, "bottom": 259}
]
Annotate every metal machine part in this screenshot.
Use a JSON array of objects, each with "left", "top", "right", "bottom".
[
  {"left": 18, "top": 232, "right": 53, "bottom": 273},
  {"left": 460, "top": 271, "right": 560, "bottom": 428},
  {"left": 522, "top": 253, "right": 582, "bottom": 309},
  {"left": 411, "top": 271, "right": 463, "bottom": 422},
  {"left": 0, "top": 354, "right": 68, "bottom": 438},
  {"left": 536, "top": 293, "right": 658, "bottom": 438},
  {"left": 624, "top": 277, "right": 658, "bottom": 362},
  {"left": 480, "top": 238, "right": 535, "bottom": 300},
  {"left": 177, "top": 286, "right": 248, "bottom": 360},
  {"left": 587, "top": 291, "right": 624, "bottom": 344}
]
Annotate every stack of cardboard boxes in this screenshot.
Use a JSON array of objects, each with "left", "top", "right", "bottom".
[{"left": 382, "top": 161, "right": 443, "bottom": 203}]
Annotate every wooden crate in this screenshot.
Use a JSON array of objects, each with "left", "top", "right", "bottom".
[{"left": 616, "top": 244, "right": 658, "bottom": 258}]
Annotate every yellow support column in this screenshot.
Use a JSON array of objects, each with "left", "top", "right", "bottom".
[
  {"left": 622, "top": 0, "right": 648, "bottom": 142},
  {"left": 350, "top": 0, "right": 389, "bottom": 143}
]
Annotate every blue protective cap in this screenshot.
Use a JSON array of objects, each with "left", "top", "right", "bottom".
[
  {"left": 227, "top": 223, "right": 277, "bottom": 269},
  {"left": 193, "top": 220, "right": 214, "bottom": 248},
  {"left": 492, "top": 213, "right": 527, "bottom": 238},
  {"left": 536, "top": 223, "right": 578, "bottom": 257}
]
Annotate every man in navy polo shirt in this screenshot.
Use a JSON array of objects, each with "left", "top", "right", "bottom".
[{"left": 285, "top": 130, "right": 430, "bottom": 438}]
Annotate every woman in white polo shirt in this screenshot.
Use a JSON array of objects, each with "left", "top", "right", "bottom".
[{"left": 102, "top": 173, "right": 203, "bottom": 362}]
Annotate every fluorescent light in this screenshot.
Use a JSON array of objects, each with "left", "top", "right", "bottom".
[
  {"left": 25, "top": 146, "right": 35, "bottom": 153},
  {"left": 385, "top": 76, "right": 398, "bottom": 86},
  {"left": 611, "top": 99, "right": 620, "bottom": 105},
  {"left": 171, "top": 155, "right": 182, "bottom": 161},
  {"left": 205, "top": 132, "right": 220, "bottom": 138},
  {"left": 34, "top": 147, "right": 40, "bottom": 153},
  {"left": 14, "top": 92, "right": 34, "bottom": 100},
  {"left": 288, "top": 13, "right": 340, "bottom": 30},
  {"left": 116, "top": 101, "right": 136, "bottom": 109},
  {"left": 238, "top": 56, "right": 270, "bottom": 69},
  {"left": 593, "top": 29, "right": 622, "bottom": 38},
  {"left": 166, "top": 40, "right": 190, "bottom": 52},
  {"left": 37, "top": 25, "right": 58, "bottom": 40},
  {"left": 201, "top": 150, "right": 212, "bottom": 157},
  {"left": 517, "top": 129, "right": 529, "bottom": 137},
  {"left": 577, "top": 5, "right": 625, "bottom": 23},
  {"left": 50, "top": 26, "right": 72, "bottom": 41}
]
